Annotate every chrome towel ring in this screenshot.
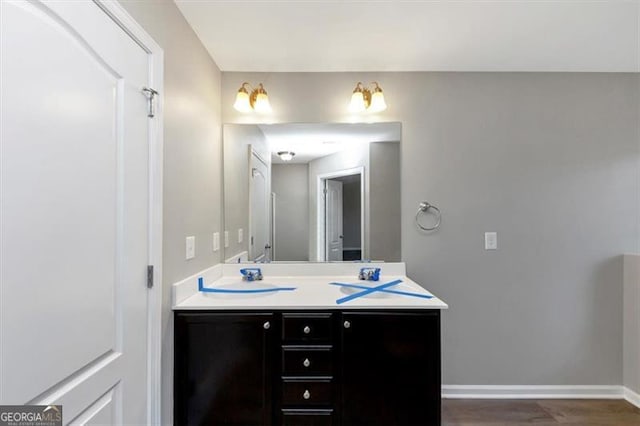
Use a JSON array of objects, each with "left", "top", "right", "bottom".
[{"left": 416, "top": 201, "right": 441, "bottom": 231}]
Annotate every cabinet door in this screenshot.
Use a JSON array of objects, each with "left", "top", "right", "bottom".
[
  {"left": 340, "top": 312, "right": 441, "bottom": 426},
  {"left": 175, "top": 312, "right": 275, "bottom": 426}
]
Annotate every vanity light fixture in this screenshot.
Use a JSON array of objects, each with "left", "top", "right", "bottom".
[
  {"left": 233, "top": 82, "right": 272, "bottom": 113},
  {"left": 277, "top": 151, "right": 295, "bottom": 161},
  {"left": 349, "top": 82, "right": 387, "bottom": 113}
]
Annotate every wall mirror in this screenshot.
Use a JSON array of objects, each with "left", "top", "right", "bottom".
[{"left": 223, "top": 122, "right": 401, "bottom": 263}]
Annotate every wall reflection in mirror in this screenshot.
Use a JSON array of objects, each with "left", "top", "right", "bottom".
[{"left": 223, "top": 122, "right": 401, "bottom": 263}]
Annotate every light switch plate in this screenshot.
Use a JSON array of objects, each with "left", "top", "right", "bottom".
[
  {"left": 224, "top": 231, "right": 229, "bottom": 248},
  {"left": 238, "top": 228, "right": 243, "bottom": 243},
  {"left": 485, "top": 232, "right": 497, "bottom": 250},
  {"left": 186, "top": 236, "right": 196, "bottom": 259},
  {"left": 213, "top": 232, "right": 220, "bottom": 252}
]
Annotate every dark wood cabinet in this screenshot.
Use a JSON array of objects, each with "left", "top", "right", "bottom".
[
  {"left": 174, "top": 312, "right": 275, "bottom": 426},
  {"left": 174, "top": 310, "right": 441, "bottom": 426},
  {"left": 340, "top": 312, "right": 441, "bottom": 426}
]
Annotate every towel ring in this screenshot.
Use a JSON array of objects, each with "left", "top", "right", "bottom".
[{"left": 416, "top": 201, "right": 441, "bottom": 231}]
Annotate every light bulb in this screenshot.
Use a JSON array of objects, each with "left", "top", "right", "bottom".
[
  {"left": 233, "top": 90, "right": 252, "bottom": 113},
  {"left": 349, "top": 91, "right": 366, "bottom": 113},
  {"left": 253, "top": 92, "right": 272, "bottom": 114},
  {"left": 369, "top": 91, "right": 387, "bottom": 112}
]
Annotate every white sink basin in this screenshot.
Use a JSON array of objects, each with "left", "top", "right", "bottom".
[{"left": 202, "top": 281, "right": 284, "bottom": 299}]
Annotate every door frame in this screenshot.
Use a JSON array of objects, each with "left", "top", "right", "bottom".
[
  {"left": 94, "top": 1, "right": 163, "bottom": 424},
  {"left": 248, "top": 149, "right": 270, "bottom": 261},
  {"left": 316, "top": 166, "right": 365, "bottom": 262}
]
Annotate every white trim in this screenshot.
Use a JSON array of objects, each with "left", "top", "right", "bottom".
[
  {"left": 271, "top": 192, "right": 276, "bottom": 260},
  {"left": 316, "top": 166, "right": 365, "bottom": 262},
  {"left": 249, "top": 149, "right": 270, "bottom": 261},
  {"left": 221, "top": 261, "right": 406, "bottom": 278},
  {"left": 442, "top": 385, "right": 625, "bottom": 400},
  {"left": 225, "top": 250, "right": 249, "bottom": 264},
  {"left": 172, "top": 264, "right": 224, "bottom": 306},
  {"left": 93, "top": 2, "right": 164, "bottom": 425},
  {"left": 624, "top": 387, "right": 640, "bottom": 408}
]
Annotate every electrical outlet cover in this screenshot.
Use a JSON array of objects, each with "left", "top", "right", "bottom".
[
  {"left": 213, "top": 232, "right": 220, "bottom": 252},
  {"left": 484, "top": 232, "right": 498, "bottom": 250},
  {"left": 186, "top": 236, "right": 196, "bottom": 259}
]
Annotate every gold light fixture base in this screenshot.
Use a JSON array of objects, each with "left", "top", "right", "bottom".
[{"left": 350, "top": 81, "right": 386, "bottom": 113}]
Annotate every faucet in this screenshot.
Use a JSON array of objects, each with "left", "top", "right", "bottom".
[
  {"left": 359, "top": 267, "right": 381, "bottom": 281},
  {"left": 240, "top": 268, "right": 263, "bottom": 281}
]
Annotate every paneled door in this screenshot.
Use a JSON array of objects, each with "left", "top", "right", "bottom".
[
  {"left": 325, "top": 180, "right": 343, "bottom": 261},
  {"left": 1, "top": 1, "right": 160, "bottom": 424}
]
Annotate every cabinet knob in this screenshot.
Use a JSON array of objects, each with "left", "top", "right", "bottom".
[
  {"left": 263, "top": 321, "right": 270, "bottom": 330},
  {"left": 343, "top": 320, "right": 351, "bottom": 329},
  {"left": 303, "top": 358, "right": 311, "bottom": 368},
  {"left": 303, "top": 390, "right": 311, "bottom": 400},
  {"left": 303, "top": 325, "right": 311, "bottom": 334}
]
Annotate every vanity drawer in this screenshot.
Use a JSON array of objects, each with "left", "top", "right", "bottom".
[
  {"left": 282, "top": 346, "right": 333, "bottom": 376},
  {"left": 282, "top": 379, "right": 332, "bottom": 407},
  {"left": 281, "top": 409, "right": 333, "bottom": 426},
  {"left": 282, "top": 313, "right": 333, "bottom": 343}
]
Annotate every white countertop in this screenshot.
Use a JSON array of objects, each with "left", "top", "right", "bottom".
[{"left": 172, "top": 262, "right": 448, "bottom": 310}]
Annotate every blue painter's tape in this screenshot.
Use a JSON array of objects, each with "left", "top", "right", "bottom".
[
  {"left": 329, "top": 282, "right": 434, "bottom": 300},
  {"left": 202, "top": 287, "right": 297, "bottom": 294},
  {"left": 335, "top": 279, "right": 403, "bottom": 305},
  {"left": 198, "top": 277, "right": 296, "bottom": 294}
]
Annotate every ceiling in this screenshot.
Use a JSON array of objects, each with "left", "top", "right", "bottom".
[
  {"left": 259, "top": 122, "right": 401, "bottom": 164},
  {"left": 175, "top": 1, "right": 639, "bottom": 72}
]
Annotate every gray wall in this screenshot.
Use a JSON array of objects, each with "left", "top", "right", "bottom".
[
  {"left": 272, "top": 164, "right": 309, "bottom": 261},
  {"left": 222, "top": 125, "right": 270, "bottom": 261},
  {"left": 342, "top": 178, "right": 362, "bottom": 250},
  {"left": 118, "top": 1, "right": 223, "bottom": 424},
  {"left": 370, "top": 142, "right": 401, "bottom": 262},
  {"left": 222, "top": 72, "right": 640, "bottom": 386}
]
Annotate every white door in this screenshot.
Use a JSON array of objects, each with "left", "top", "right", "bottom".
[
  {"left": 325, "top": 180, "right": 344, "bottom": 261},
  {"left": 250, "top": 153, "right": 270, "bottom": 261},
  {"left": 1, "top": 1, "right": 154, "bottom": 424}
]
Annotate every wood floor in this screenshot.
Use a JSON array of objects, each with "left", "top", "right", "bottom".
[{"left": 442, "top": 399, "right": 640, "bottom": 425}]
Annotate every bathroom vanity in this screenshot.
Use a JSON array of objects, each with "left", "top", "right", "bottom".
[{"left": 173, "top": 263, "right": 447, "bottom": 426}]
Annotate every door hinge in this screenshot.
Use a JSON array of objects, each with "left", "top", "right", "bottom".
[
  {"left": 142, "top": 87, "right": 159, "bottom": 118},
  {"left": 147, "top": 265, "right": 154, "bottom": 289},
  {"left": 251, "top": 236, "right": 254, "bottom": 246}
]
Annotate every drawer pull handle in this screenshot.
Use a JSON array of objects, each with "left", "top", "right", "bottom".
[
  {"left": 344, "top": 320, "right": 351, "bottom": 329},
  {"left": 303, "top": 325, "right": 311, "bottom": 334},
  {"left": 303, "top": 358, "right": 311, "bottom": 367},
  {"left": 263, "top": 321, "right": 270, "bottom": 330},
  {"left": 303, "top": 390, "right": 311, "bottom": 400}
]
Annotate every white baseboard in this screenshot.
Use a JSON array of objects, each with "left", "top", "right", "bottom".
[
  {"left": 624, "top": 387, "right": 640, "bottom": 408},
  {"left": 442, "top": 385, "right": 624, "bottom": 400}
]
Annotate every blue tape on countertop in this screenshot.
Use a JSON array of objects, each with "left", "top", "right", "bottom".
[
  {"left": 330, "top": 281, "right": 434, "bottom": 300},
  {"left": 335, "top": 279, "right": 403, "bottom": 305},
  {"left": 198, "top": 277, "right": 296, "bottom": 294}
]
